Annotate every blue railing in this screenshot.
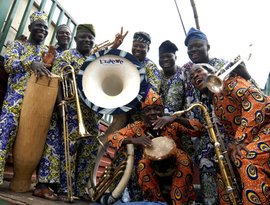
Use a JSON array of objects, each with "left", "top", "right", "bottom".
[{"left": 0, "top": 0, "right": 78, "bottom": 54}]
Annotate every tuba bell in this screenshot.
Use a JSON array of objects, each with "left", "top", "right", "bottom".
[{"left": 77, "top": 48, "right": 148, "bottom": 115}]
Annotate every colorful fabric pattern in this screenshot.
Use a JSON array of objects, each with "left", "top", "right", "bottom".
[
  {"left": 138, "top": 149, "right": 194, "bottom": 205},
  {"left": 160, "top": 66, "right": 185, "bottom": 114},
  {"left": 0, "top": 40, "right": 48, "bottom": 184},
  {"left": 30, "top": 11, "right": 48, "bottom": 23},
  {"left": 213, "top": 75, "right": 270, "bottom": 204},
  {"left": 37, "top": 48, "right": 100, "bottom": 197},
  {"left": 142, "top": 57, "right": 161, "bottom": 94},
  {"left": 159, "top": 66, "right": 194, "bottom": 158},
  {"left": 108, "top": 120, "right": 203, "bottom": 204}
]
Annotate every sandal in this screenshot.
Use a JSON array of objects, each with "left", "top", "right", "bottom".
[{"left": 32, "top": 187, "right": 59, "bottom": 201}]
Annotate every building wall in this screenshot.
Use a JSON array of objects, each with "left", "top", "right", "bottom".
[{"left": 264, "top": 73, "right": 270, "bottom": 95}]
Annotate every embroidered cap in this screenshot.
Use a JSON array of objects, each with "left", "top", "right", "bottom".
[
  {"left": 133, "top": 31, "right": 151, "bottom": 45},
  {"left": 30, "top": 11, "right": 48, "bottom": 23},
  {"left": 184, "top": 27, "right": 208, "bottom": 46}
]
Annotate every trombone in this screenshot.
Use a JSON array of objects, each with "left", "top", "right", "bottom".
[{"left": 59, "top": 65, "right": 91, "bottom": 202}]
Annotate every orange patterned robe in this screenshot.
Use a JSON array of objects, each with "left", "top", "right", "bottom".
[
  {"left": 108, "top": 120, "right": 203, "bottom": 205},
  {"left": 213, "top": 75, "right": 270, "bottom": 204}
]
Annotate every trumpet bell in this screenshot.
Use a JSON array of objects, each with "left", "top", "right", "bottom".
[
  {"left": 205, "top": 74, "right": 223, "bottom": 93},
  {"left": 77, "top": 49, "right": 148, "bottom": 115}
]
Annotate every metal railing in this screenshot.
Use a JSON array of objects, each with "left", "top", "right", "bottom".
[{"left": 0, "top": 0, "right": 78, "bottom": 54}]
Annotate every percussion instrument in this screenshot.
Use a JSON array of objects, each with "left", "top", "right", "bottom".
[
  {"left": 144, "top": 136, "right": 177, "bottom": 177},
  {"left": 10, "top": 74, "right": 60, "bottom": 192},
  {"left": 144, "top": 136, "right": 176, "bottom": 161}
]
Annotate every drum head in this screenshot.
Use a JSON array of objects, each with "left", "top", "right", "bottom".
[
  {"left": 144, "top": 136, "right": 176, "bottom": 161},
  {"left": 77, "top": 49, "right": 148, "bottom": 115}
]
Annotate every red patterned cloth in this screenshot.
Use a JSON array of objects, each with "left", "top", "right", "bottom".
[
  {"left": 108, "top": 120, "right": 202, "bottom": 204},
  {"left": 213, "top": 75, "right": 270, "bottom": 204}
]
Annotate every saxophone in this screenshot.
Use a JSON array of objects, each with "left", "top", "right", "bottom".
[{"left": 173, "top": 102, "right": 242, "bottom": 205}]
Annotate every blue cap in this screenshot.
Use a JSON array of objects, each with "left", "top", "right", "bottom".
[{"left": 184, "top": 27, "right": 208, "bottom": 46}]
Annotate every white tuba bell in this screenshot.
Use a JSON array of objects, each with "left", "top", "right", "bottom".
[{"left": 77, "top": 49, "right": 148, "bottom": 115}]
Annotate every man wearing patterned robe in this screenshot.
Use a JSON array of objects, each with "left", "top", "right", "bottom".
[
  {"left": 108, "top": 89, "right": 203, "bottom": 205},
  {"left": 190, "top": 63, "right": 270, "bottom": 204},
  {"left": 182, "top": 27, "right": 228, "bottom": 204},
  {"left": 35, "top": 24, "right": 128, "bottom": 201},
  {"left": 0, "top": 11, "right": 50, "bottom": 184}
]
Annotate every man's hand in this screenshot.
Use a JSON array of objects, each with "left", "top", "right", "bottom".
[
  {"left": 42, "top": 45, "right": 57, "bottom": 68},
  {"left": 152, "top": 116, "right": 175, "bottom": 130},
  {"left": 111, "top": 27, "right": 128, "bottom": 49},
  {"left": 123, "top": 136, "right": 152, "bottom": 148},
  {"left": 31, "top": 61, "right": 52, "bottom": 78},
  {"left": 228, "top": 142, "right": 249, "bottom": 163}
]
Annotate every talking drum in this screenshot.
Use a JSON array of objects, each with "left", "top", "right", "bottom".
[
  {"left": 10, "top": 74, "right": 60, "bottom": 192},
  {"left": 144, "top": 136, "right": 177, "bottom": 176}
]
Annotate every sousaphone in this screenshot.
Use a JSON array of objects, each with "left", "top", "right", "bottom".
[
  {"left": 77, "top": 49, "right": 148, "bottom": 204},
  {"left": 77, "top": 49, "right": 148, "bottom": 115}
]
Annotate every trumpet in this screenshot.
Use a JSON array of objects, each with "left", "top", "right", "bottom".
[
  {"left": 203, "top": 44, "right": 253, "bottom": 93},
  {"left": 173, "top": 102, "right": 242, "bottom": 205},
  {"left": 91, "top": 40, "right": 114, "bottom": 54}
]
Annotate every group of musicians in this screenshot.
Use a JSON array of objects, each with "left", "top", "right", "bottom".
[{"left": 0, "top": 10, "right": 269, "bottom": 205}]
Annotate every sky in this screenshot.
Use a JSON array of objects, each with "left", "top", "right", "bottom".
[{"left": 56, "top": 0, "right": 270, "bottom": 88}]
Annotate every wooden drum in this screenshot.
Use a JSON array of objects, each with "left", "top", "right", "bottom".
[
  {"left": 10, "top": 74, "right": 60, "bottom": 192},
  {"left": 144, "top": 136, "right": 177, "bottom": 177}
]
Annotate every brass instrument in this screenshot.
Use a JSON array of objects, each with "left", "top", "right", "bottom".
[
  {"left": 173, "top": 102, "right": 242, "bottom": 205},
  {"left": 59, "top": 47, "right": 145, "bottom": 204},
  {"left": 202, "top": 44, "right": 253, "bottom": 93},
  {"left": 86, "top": 142, "right": 134, "bottom": 204},
  {"left": 91, "top": 40, "right": 114, "bottom": 54},
  {"left": 59, "top": 65, "right": 91, "bottom": 202},
  {"left": 57, "top": 46, "right": 148, "bottom": 204},
  {"left": 75, "top": 48, "right": 148, "bottom": 204}
]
